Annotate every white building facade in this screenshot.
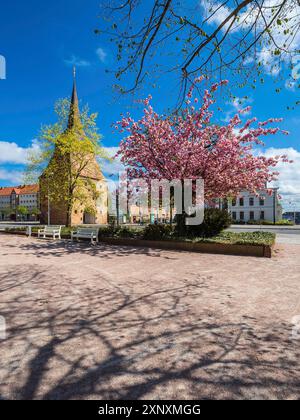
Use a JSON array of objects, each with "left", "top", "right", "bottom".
[
  {"left": 0, "top": 185, "right": 39, "bottom": 221},
  {"left": 228, "top": 189, "right": 283, "bottom": 223}
]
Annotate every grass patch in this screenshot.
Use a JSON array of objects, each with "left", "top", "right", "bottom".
[{"left": 193, "top": 231, "right": 276, "bottom": 246}]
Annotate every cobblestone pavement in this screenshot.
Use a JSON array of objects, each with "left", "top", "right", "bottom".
[{"left": 0, "top": 235, "right": 300, "bottom": 400}]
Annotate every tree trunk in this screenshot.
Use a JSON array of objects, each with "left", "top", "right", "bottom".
[
  {"left": 175, "top": 180, "right": 188, "bottom": 236},
  {"left": 170, "top": 188, "right": 174, "bottom": 226},
  {"left": 66, "top": 200, "right": 72, "bottom": 228}
]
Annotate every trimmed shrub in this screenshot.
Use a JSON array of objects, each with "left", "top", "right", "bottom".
[
  {"left": 99, "top": 225, "right": 140, "bottom": 240},
  {"left": 246, "top": 220, "right": 294, "bottom": 226},
  {"left": 117, "top": 226, "right": 137, "bottom": 238},
  {"left": 98, "top": 225, "right": 117, "bottom": 238},
  {"left": 187, "top": 208, "right": 232, "bottom": 238},
  {"left": 276, "top": 219, "right": 294, "bottom": 226},
  {"left": 247, "top": 220, "right": 259, "bottom": 225},
  {"left": 142, "top": 224, "right": 174, "bottom": 241}
]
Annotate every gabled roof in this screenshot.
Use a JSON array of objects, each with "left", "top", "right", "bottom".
[
  {"left": 19, "top": 184, "right": 39, "bottom": 195},
  {"left": 0, "top": 184, "right": 39, "bottom": 196},
  {"left": 0, "top": 187, "right": 15, "bottom": 197}
]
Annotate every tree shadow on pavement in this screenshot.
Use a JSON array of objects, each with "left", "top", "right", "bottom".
[
  {"left": 18, "top": 239, "right": 180, "bottom": 261},
  {"left": 0, "top": 264, "right": 299, "bottom": 400}
]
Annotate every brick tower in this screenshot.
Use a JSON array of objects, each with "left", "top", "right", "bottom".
[{"left": 40, "top": 70, "right": 108, "bottom": 226}]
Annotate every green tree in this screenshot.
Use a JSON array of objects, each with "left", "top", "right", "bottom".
[
  {"left": 17, "top": 206, "right": 29, "bottom": 220},
  {"left": 26, "top": 98, "right": 108, "bottom": 227},
  {"left": 1, "top": 208, "right": 13, "bottom": 220}
]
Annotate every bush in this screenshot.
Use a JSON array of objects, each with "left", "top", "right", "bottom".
[
  {"left": 245, "top": 220, "right": 294, "bottom": 226},
  {"left": 142, "top": 224, "right": 174, "bottom": 241},
  {"left": 187, "top": 208, "right": 232, "bottom": 238},
  {"left": 98, "top": 225, "right": 117, "bottom": 238},
  {"left": 117, "top": 226, "right": 137, "bottom": 238},
  {"left": 275, "top": 220, "right": 294, "bottom": 226},
  {"left": 98, "top": 225, "right": 140, "bottom": 239}
]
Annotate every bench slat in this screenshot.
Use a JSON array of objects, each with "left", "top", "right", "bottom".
[{"left": 71, "top": 227, "right": 99, "bottom": 243}]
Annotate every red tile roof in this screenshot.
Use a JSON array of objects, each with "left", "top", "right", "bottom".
[
  {"left": 19, "top": 184, "right": 39, "bottom": 195},
  {"left": 0, "top": 184, "right": 39, "bottom": 197},
  {"left": 0, "top": 187, "right": 15, "bottom": 197}
]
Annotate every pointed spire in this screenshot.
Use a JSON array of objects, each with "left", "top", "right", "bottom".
[{"left": 67, "top": 67, "right": 81, "bottom": 129}]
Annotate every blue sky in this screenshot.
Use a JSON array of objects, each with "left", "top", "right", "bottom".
[{"left": 0, "top": 0, "right": 299, "bottom": 210}]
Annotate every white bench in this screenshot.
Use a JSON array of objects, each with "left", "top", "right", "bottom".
[
  {"left": 38, "top": 226, "right": 62, "bottom": 240},
  {"left": 71, "top": 227, "right": 99, "bottom": 245}
]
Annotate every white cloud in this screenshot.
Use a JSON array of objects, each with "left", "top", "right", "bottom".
[
  {"left": 96, "top": 48, "right": 107, "bottom": 63},
  {"left": 0, "top": 140, "right": 39, "bottom": 165},
  {"left": 243, "top": 56, "right": 255, "bottom": 66},
  {"left": 262, "top": 147, "right": 300, "bottom": 210},
  {"left": 99, "top": 146, "right": 125, "bottom": 177},
  {"left": 0, "top": 168, "right": 24, "bottom": 184},
  {"left": 285, "top": 79, "right": 297, "bottom": 91},
  {"left": 64, "top": 55, "right": 91, "bottom": 67},
  {"left": 222, "top": 96, "right": 252, "bottom": 122},
  {"left": 200, "top": 0, "right": 237, "bottom": 33}
]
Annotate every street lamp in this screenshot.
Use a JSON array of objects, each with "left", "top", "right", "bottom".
[
  {"left": 46, "top": 171, "right": 54, "bottom": 226},
  {"left": 47, "top": 184, "right": 51, "bottom": 226},
  {"left": 273, "top": 187, "right": 279, "bottom": 225},
  {"left": 108, "top": 173, "right": 120, "bottom": 226}
]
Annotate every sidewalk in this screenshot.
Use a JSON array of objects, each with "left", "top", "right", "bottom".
[
  {"left": 230, "top": 224, "right": 300, "bottom": 231},
  {"left": 1, "top": 235, "right": 300, "bottom": 400}
]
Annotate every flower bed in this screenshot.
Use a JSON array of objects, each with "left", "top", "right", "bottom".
[
  {"left": 99, "top": 236, "right": 274, "bottom": 258},
  {"left": 1, "top": 226, "right": 276, "bottom": 258},
  {"left": 98, "top": 228, "right": 275, "bottom": 258}
]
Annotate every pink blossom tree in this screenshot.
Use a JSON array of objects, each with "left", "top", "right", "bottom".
[{"left": 116, "top": 78, "right": 290, "bottom": 231}]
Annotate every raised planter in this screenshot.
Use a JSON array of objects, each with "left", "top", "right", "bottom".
[
  {"left": 99, "top": 237, "right": 273, "bottom": 258},
  {"left": 0, "top": 230, "right": 273, "bottom": 258}
]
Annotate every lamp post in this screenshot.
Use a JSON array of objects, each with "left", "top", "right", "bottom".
[
  {"left": 109, "top": 173, "right": 120, "bottom": 226},
  {"left": 273, "top": 188, "right": 279, "bottom": 225},
  {"left": 47, "top": 184, "right": 51, "bottom": 226},
  {"left": 47, "top": 172, "right": 54, "bottom": 226}
]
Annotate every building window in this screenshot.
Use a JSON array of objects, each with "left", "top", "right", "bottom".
[
  {"left": 232, "top": 198, "right": 236, "bottom": 207},
  {"left": 259, "top": 197, "right": 265, "bottom": 206},
  {"left": 249, "top": 197, "right": 254, "bottom": 206},
  {"left": 232, "top": 212, "right": 237, "bottom": 221},
  {"left": 260, "top": 211, "right": 265, "bottom": 220},
  {"left": 250, "top": 211, "right": 255, "bottom": 221},
  {"left": 239, "top": 198, "right": 244, "bottom": 207},
  {"left": 240, "top": 211, "right": 245, "bottom": 221}
]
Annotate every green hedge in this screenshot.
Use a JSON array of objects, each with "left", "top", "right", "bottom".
[
  {"left": 97, "top": 226, "right": 275, "bottom": 247},
  {"left": 98, "top": 225, "right": 139, "bottom": 239},
  {"left": 235, "top": 220, "right": 294, "bottom": 226},
  {"left": 142, "top": 224, "right": 174, "bottom": 240},
  {"left": 186, "top": 208, "right": 232, "bottom": 237},
  {"left": 2, "top": 224, "right": 276, "bottom": 247}
]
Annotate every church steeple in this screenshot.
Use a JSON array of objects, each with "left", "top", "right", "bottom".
[{"left": 67, "top": 67, "right": 81, "bottom": 129}]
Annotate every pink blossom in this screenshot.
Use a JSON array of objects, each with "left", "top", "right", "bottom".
[{"left": 115, "top": 79, "right": 289, "bottom": 200}]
